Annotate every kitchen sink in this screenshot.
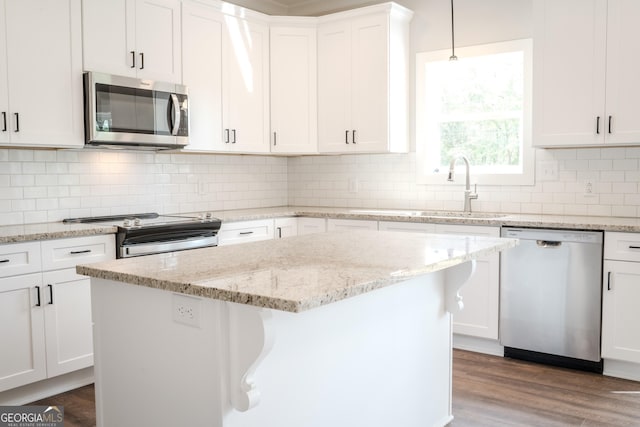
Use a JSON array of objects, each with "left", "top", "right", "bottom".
[{"left": 349, "top": 209, "right": 507, "bottom": 220}]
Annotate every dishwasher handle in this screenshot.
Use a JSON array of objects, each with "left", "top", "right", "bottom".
[{"left": 536, "top": 240, "right": 562, "bottom": 248}]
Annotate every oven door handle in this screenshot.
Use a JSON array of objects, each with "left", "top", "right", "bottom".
[{"left": 120, "top": 235, "right": 218, "bottom": 258}]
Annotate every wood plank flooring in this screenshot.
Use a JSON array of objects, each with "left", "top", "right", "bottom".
[{"left": 28, "top": 349, "right": 640, "bottom": 427}]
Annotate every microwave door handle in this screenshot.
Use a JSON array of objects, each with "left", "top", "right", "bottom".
[{"left": 170, "top": 93, "right": 180, "bottom": 136}]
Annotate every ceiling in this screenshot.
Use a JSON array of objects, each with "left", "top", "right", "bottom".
[{"left": 236, "top": 0, "right": 379, "bottom": 16}]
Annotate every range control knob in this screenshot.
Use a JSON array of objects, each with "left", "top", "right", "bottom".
[
  {"left": 123, "top": 219, "right": 131, "bottom": 227},
  {"left": 133, "top": 218, "right": 141, "bottom": 226}
]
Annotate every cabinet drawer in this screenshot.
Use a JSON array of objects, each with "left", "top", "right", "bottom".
[
  {"left": 0, "top": 241, "right": 42, "bottom": 278},
  {"left": 326, "top": 219, "right": 378, "bottom": 231},
  {"left": 604, "top": 232, "right": 640, "bottom": 262},
  {"left": 41, "top": 235, "right": 116, "bottom": 271},
  {"left": 218, "top": 220, "right": 274, "bottom": 246}
]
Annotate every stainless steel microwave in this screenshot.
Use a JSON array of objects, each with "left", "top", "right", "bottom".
[{"left": 83, "top": 72, "right": 189, "bottom": 150}]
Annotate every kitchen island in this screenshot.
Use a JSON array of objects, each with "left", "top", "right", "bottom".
[{"left": 77, "top": 230, "right": 516, "bottom": 427}]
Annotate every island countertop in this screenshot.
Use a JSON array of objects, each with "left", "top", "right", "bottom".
[{"left": 77, "top": 230, "right": 517, "bottom": 313}]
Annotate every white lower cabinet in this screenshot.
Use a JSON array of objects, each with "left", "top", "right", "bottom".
[
  {"left": 327, "top": 218, "right": 378, "bottom": 231},
  {"left": 0, "top": 273, "right": 46, "bottom": 392},
  {"left": 274, "top": 218, "right": 298, "bottom": 239},
  {"left": 0, "top": 235, "right": 115, "bottom": 393},
  {"left": 378, "top": 221, "right": 436, "bottom": 233},
  {"left": 297, "top": 218, "right": 327, "bottom": 235},
  {"left": 218, "top": 219, "right": 275, "bottom": 246},
  {"left": 434, "top": 224, "right": 500, "bottom": 340},
  {"left": 602, "top": 232, "right": 640, "bottom": 364}
]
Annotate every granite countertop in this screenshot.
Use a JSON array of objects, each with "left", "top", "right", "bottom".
[
  {"left": 4, "top": 206, "right": 640, "bottom": 244},
  {"left": 77, "top": 230, "right": 517, "bottom": 313}
]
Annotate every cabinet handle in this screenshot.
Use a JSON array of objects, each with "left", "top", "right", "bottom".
[
  {"left": 277, "top": 227, "right": 282, "bottom": 238},
  {"left": 35, "top": 286, "right": 41, "bottom": 307},
  {"left": 14, "top": 113, "right": 19, "bottom": 132},
  {"left": 232, "top": 129, "right": 236, "bottom": 144},
  {"left": 140, "top": 52, "right": 144, "bottom": 70},
  {"left": 0, "top": 259, "right": 9, "bottom": 264},
  {"left": 1, "top": 111, "right": 6, "bottom": 131},
  {"left": 608, "top": 115, "right": 612, "bottom": 134},
  {"left": 48, "top": 284, "right": 54, "bottom": 305},
  {"left": 345, "top": 130, "right": 349, "bottom": 144},
  {"left": 225, "top": 129, "right": 230, "bottom": 143},
  {"left": 596, "top": 116, "right": 600, "bottom": 134},
  {"left": 239, "top": 231, "right": 254, "bottom": 235},
  {"left": 628, "top": 245, "right": 640, "bottom": 250},
  {"left": 273, "top": 131, "right": 277, "bottom": 146},
  {"left": 70, "top": 249, "right": 91, "bottom": 255},
  {"left": 352, "top": 130, "right": 357, "bottom": 144},
  {"left": 130, "top": 51, "right": 136, "bottom": 68},
  {"left": 607, "top": 271, "right": 612, "bottom": 291}
]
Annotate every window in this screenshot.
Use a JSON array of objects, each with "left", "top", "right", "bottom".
[{"left": 416, "top": 39, "right": 533, "bottom": 185}]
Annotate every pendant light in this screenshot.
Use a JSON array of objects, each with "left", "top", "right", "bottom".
[{"left": 449, "top": 0, "right": 458, "bottom": 61}]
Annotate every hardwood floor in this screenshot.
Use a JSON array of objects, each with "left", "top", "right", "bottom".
[
  {"left": 29, "top": 350, "right": 640, "bottom": 427},
  {"left": 451, "top": 350, "right": 640, "bottom": 426}
]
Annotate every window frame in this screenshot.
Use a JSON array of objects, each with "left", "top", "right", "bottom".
[{"left": 415, "top": 38, "right": 534, "bottom": 186}]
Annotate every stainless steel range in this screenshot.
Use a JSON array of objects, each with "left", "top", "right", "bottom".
[{"left": 63, "top": 212, "right": 221, "bottom": 258}]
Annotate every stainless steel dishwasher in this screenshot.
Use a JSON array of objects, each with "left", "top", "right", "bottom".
[{"left": 500, "top": 227, "right": 604, "bottom": 373}]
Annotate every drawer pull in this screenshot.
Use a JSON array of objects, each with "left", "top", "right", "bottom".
[
  {"left": 70, "top": 249, "right": 92, "bottom": 255},
  {"left": 48, "top": 284, "right": 54, "bottom": 305},
  {"left": 35, "top": 286, "right": 41, "bottom": 307},
  {"left": 239, "top": 231, "right": 254, "bottom": 235},
  {"left": 0, "top": 259, "right": 9, "bottom": 264},
  {"left": 628, "top": 245, "right": 640, "bottom": 250}
]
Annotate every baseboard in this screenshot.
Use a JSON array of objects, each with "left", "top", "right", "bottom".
[
  {"left": 0, "top": 367, "right": 94, "bottom": 405},
  {"left": 452, "top": 334, "right": 504, "bottom": 357},
  {"left": 603, "top": 359, "right": 640, "bottom": 382}
]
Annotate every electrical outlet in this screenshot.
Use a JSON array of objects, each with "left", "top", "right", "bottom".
[
  {"left": 172, "top": 294, "right": 201, "bottom": 327},
  {"left": 583, "top": 179, "right": 597, "bottom": 197},
  {"left": 538, "top": 161, "right": 558, "bottom": 181}
]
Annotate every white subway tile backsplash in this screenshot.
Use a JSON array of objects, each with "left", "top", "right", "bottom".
[{"left": 2, "top": 149, "right": 288, "bottom": 224}]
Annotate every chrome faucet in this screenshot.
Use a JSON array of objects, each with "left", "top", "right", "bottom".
[{"left": 447, "top": 156, "right": 478, "bottom": 213}]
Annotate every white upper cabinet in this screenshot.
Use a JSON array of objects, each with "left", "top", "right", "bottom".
[
  {"left": 222, "top": 14, "right": 270, "bottom": 153},
  {"left": 318, "top": 4, "right": 412, "bottom": 154},
  {"left": 533, "top": 0, "right": 640, "bottom": 147},
  {"left": 270, "top": 21, "right": 318, "bottom": 154},
  {"left": 182, "top": 2, "right": 269, "bottom": 153},
  {"left": 82, "top": 0, "right": 181, "bottom": 83},
  {"left": 181, "top": 1, "right": 224, "bottom": 152},
  {"left": 0, "top": 0, "right": 83, "bottom": 148}
]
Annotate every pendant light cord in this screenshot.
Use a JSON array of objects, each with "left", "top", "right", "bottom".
[{"left": 449, "top": 0, "right": 458, "bottom": 61}]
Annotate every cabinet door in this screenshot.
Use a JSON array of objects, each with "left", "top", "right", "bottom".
[
  {"left": 42, "top": 269, "right": 94, "bottom": 378},
  {"left": 0, "top": 3, "right": 8, "bottom": 145},
  {"left": 0, "top": 273, "right": 46, "bottom": 392},
  {"left": 602, "top": 260, "right": 640, "bottom": 363},
  {"left": 350, "top": 13, "right": 389, "bottom": 152},
  {"left": 532, "top": 0, "right": 607, "bottom": 147},
  {"left": 318, "top": 19, "right": 352, "bottom": 153},
  {"left": 181, "top": 1, "right": 224, "bottom": 151},
  {"left": 435, "top": 224, "right": 500, "bottom": 339},
  {"left": 604, "top": 0, "right": 640, "bottom": 145},
  {"left": 5, "top": 0, "right": 83, "bottom": 147},
  {"left": 270, "top": 25, "right": 318, "bottom": 154},
  {"left": 134, "top": 0, "right": 182, "bottom": 82},
  {"left": 297, "top": 218, "right": 327, "bottom": 235},
  {"left": 82, "top": 0, "right": 133, "bottom": 76},
  {"left": 223, "top": 16, "right": 270, "bottom": 153},
  {"left": 274, "top": 218, "right": 298, "bottom": 239}
]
